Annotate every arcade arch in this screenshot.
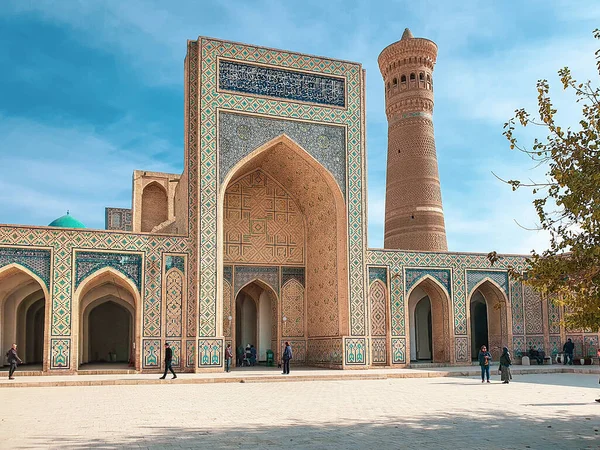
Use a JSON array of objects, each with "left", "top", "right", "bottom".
[
  {"left": 0, "top": 264, "right": 49, "bottom": 369},
  {"left": 408, "top": 277, "right": 452, "bottom": 363},
  {"left": 469, "top": 279, "right": 509, "bottom": 359},
  {"left": 73, "top": 268, "right": 141, "bottom": 370}
]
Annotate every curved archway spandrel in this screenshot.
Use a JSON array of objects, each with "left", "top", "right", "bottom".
[
  {"left": 74, "top": 266, "right": 141, "bottom": 307},
  {"left": 218, "top": 112, "right": 347, "bottom": 197},
  {"left": 466, "top": 270, "right": 508, "bottom": 298},
  {"left": 0, "top": 247, "right": 52, "bottom": 292},
  {"left": 0, "top": 263, "right": 50, "bottom": 301},
  {"left": 74, "top": 252, "right": 143, "bottom": 293}
]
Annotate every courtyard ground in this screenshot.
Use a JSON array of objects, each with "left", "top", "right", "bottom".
[{"left": 1, "top": 372, "right": 599, "bottom": 449}]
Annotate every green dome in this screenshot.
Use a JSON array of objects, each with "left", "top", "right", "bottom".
[{"left": 48, "top": 212, "right": 86, "bottom": 229}]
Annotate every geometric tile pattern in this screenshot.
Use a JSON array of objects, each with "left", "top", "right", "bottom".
[
  {"left": 371, "top": 337, "right": 387, "bottom": 365},
  {"left": 75, "top": 251, "right": 143, "bottom": 292},
  {"left": 281, "top": 279, "right": 304, "bottom": 337},
  {"left": 169, "top": 340, "right": 181, "bottom": 368},
  {"left": 549, "top": 335, "right": 562, "bottom": 356},
  {"left": 369, "top": 280, "right": 388, "bottom": 336},
  {"left": 405, "top": 268, "right": 451, "bottom": 296},
  {"left": 368, "top": 266, "right": 387, "bottom": 285},
  {"left": 219, "top": 112, "right": 347, "bottom": 196},
  {"left": 186, "top": 339, "right": 195, "bottom": 368},
  {"left": 224, "top": 170, "right": 304, "bottom": 265},
  {"left": 281, "top": 267, "right": 305, "bottom": 287},
  {"left": 523, "top": 285, "right": 543, "bottom": 335},
  {"left": 306, "top": 338, "right": 343, "bottom": 365},
  {"left": 547, "top": 297, "right": 561, "bottom": 335},
  {"left": 344, "top": 337, "right": 367, "bottom": 365},
  {"left": 50, "top": 338, "right": 70, "bottom": 369},
  {"left": 165, "top": 269, "right": 183, "bottom": 337},
  {"left": 218, "top": 59, "right": 346, "bottom": 107},
  {"left": 143, "top": 339, "right": 160, "bottom": 368},
  {"left": 466, "top": 270, "right": 508, "bottom": 297},
  {"left": 454, "top": 336, "right": 469, "bottom": 363},
  {"left": 280, "top": 340, "right": 307, "bottom": 363},
  {"left": 222, "top": 280, "right": 232, "bottom": 338},
  {"left": 165, "top": 255, "right": 185, "bottom": 273},
  {"left": 391, "top": 337, "right": 406, "bottom": 364},
  {"left": 234, "top": 266, "right": 279, "bottom": 296},
  {"left": 194, "top": 37, "right": 366, "bottom": 340},
  {"left": 0, "top": 246, "right": 51, "bottom": 289},
  {"left": 198, "top": 339, "right": 223, "bottom": 367}
]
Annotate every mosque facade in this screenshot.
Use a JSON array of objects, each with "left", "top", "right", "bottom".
[{"left": 1, "top": 31, "right": 596, "bottom": 374}]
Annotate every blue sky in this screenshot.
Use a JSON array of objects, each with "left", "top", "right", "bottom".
[{"left": 1, "top": 0, "right": 598, "bottom": 254}]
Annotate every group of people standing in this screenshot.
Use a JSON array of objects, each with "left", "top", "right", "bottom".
[{"left": 478, "top": 345, "right": 512, "bottom": 384}]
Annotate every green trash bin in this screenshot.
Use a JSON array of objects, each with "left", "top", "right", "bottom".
[{"left": 266, "top": 349, "right": 274, "bottom": 367}]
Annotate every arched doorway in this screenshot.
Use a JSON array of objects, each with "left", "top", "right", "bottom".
[
  {"left": 73, "top": 268, "right": 140, "bottom": 370},
  {"left": 408, "top": 278, "right": 452, "bottom": 363},
  {"left": 220, "top": 135, "right": 349, "bottom": 366},
  {"left": 234, "top": 281, "right": 277, "bottom": 365},
  {"left": 470, "top": 292, "right": 488, "bottom": 360},
  {"left": 0, "top": 265, "right": 48, "bottom": 369},
  {"left": 469, "top": 279, "right": 509, "bottom": 359}
]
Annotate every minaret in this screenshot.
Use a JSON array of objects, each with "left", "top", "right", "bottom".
[{"left": 378, "top": 28, "right": 448, "bottom": 251}]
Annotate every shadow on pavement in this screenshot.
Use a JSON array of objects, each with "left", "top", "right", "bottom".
[{"left": 22, "top": 409, "right": 600, "bottom": 450}]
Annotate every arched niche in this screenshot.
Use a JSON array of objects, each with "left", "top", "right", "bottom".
[
  {"left": 72, "top": 267, "right": 141, "bottom": 370},
  {"left": 407, "top": 276, "right": 452, "bottom": 363},
  {"left": 0, "top": 264, "right": 49, "bottom": 370},
  {"left": 468, "top": 279, "right": 510, "bottom": 360},
  {"left": 141, "top": 181, "right": 168, "bottom": 232}
]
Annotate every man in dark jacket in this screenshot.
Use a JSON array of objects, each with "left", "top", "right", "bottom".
[
  {"left": 6, "top": 343, "right": 23, "bottom": 380},
  {"left": 159, "top": 342, "right": 177, "bottom": 380},
  {"left": 563, "top": 339, "right": 575, "bottom": 365},
  {"left": 282, "top": 342, "right": 292, "bottom": 375}
]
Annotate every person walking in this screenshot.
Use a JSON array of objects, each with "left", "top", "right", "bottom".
[
  {"left": 159, "top": 342, "right": 177, "bottom": 380},
  {"left": 563, "top": 338, "right": 575, "bottom": 365},
  {"left": 478, "top": 345, "right": 492, "bottom": 383},
  {"left": 6, "top": 343, "right": 23, "bottom": 380},
  {"left": 282, "top": 341, "right": 292, "bottom": 375},
  {"left": 499, "top": 346, "right": 512, "bottom": 384},
  {"left": 225, "top": 344, "right": 233, "bottom": 373}
]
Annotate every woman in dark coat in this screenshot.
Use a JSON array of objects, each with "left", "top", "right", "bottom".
[
  {"left": 478, "top": 345, "right": 492, "bottom": 383},
  {"left": 499, "top": 346, "right": 512, "bottom": 384}
]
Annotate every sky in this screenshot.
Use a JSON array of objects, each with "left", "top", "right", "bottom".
[{"left": 0, "top": 0, "right": 598, "bottom": 254}]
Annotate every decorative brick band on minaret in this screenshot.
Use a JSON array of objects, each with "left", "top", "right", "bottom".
[{"left": 378, "top": 28, "right": 448, "bottom": 251}]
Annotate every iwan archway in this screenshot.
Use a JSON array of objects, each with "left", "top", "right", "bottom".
[
  {"left": 407, "top": 276, "right": 452, "bottom": 363},
  {"left": 0, "top": 264, "right": 49, "bottom": 371},
  {"left": 219, "top": 135, "right": 349, "bottom": 366},
  {"left": 73, "top": 268, "right": 141, "bottom": 371},
  {"left": 468, "top": 279, "right": 510, "bottom": 360}
]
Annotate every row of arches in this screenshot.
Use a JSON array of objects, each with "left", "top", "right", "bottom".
[
  {"left": 383, "top": 56, "right": 433, "bottom": 75},
  {"left": 0, "top": 264, "right": 141, "bottom": 371},
  {"left": 386, "top": 72, "right": 433, "bottom": 94},
  {"left": 369, "top": 276, "right": 510, "bottom": 365}
]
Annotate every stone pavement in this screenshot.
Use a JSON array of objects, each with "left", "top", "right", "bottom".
[
  {"left": 1, "top": 372, "right": 599, "bottom": 449},
  {"left": 0, "top": 364, "right": 599, "bottom": 388}
]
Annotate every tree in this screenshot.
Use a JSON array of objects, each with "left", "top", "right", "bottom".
[{"left": 488, "top": 29, "right": 600, "bottom": 331}]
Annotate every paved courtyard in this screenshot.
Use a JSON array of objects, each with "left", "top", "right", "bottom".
[{"left": 1, "top": 373, "right": 599, "bottom": 449}]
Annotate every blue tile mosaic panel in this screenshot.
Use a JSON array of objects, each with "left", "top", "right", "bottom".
[
  {"left": 234, "top": 265, "right": 279, "bottom": 295},
  {"left": 50, "top": 338, "right": 70, "bottom": 369},
  {"left": 344, "top": 337, "right": 367, "bottom": 365},
  {"left": 0, "top": 247, "right": 51, "bottom": 289},
  {"left": 75, "top": 251, "right": 143, "bottom": 291},
  {"left": 368, "top": 266, "right": 388, "bottom": 285},
  {"left": 219, "top": 59, "right": 346, "bottom": 107},
  {"left": 282, "top": 267, "right": 305, "bottom": 287},
  {"left": 165, "top": 255, "right": 185, "bottom": 273},
  {"left": 198, "top": 339, "right": 223, "bottom": 366},
  {"left": 466, "top": 270, "right": 508, "bottom": 296},
  {"left": 405, "top": 268, "right": 451, "bottom": 295}
]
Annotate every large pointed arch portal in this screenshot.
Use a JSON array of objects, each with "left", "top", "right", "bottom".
[{"left": 219, "top": 135, "right": 349, "bottom": 365}]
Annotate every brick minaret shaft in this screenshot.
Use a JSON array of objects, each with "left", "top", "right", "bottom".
[{"left": 378, "top": 28, "right": 448, "bottom": 251}]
